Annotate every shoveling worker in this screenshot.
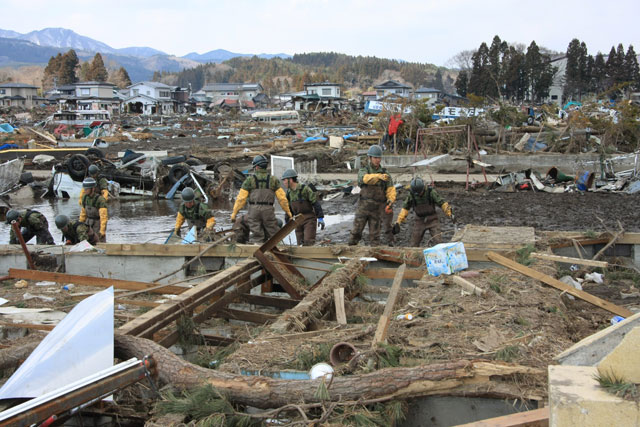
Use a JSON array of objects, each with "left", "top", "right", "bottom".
[
  {"left": 230, "top": 155, "right": 292, "bottom": 243},
  {"left": 348, "top": 145, "right": 396, "bottom": 246},
  {"left": 55, "top": 214, "right": 98, "bottom": 245},
  {"left": 282, "top": 168, "right": 324, "bottom": 246},
  {"left": 78, "top": 164, "right": 109, "bottom": 204},
  {"left": 79, "top": 177, "right": 108, "bottom": 242},
  {"left": 174, "top": 187, "right": 216, "bottom": 240},
  {"left": 232, "top": 214, "right": 283, "bottom": 244},
  {"left": 393, "top": 177, "right": 453, "bottom": 247},
  {"left": 6, "top": 209, "right": 54, "bottom": 245}
]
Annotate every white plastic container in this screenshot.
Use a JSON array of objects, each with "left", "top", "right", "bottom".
[{"left": 423, "top": 242, "right": 468, "bottom": 277}]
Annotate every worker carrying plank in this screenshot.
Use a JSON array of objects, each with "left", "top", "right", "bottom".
[
  {"left": 230, "top": 155, "right": 292, "bottom": 243},
  {"left": 282, "top": 168, "right": 325, "bottom": 246},
  {"left": 348, "top": 145, "right": 396, "bottom": 246},
  {"left": 393, "top": 177, "right": 453, "bottom": 247}
]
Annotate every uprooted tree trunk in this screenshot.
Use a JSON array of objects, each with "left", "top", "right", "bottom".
[{"left": 115, "top": 334, "right": 544, "bottom": 409}]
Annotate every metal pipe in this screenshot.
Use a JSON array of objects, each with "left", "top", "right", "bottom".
[{"left": 11, "top": 221, "right": 36, "bottom": 270}]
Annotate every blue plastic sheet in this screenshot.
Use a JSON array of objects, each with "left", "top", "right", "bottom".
[
  {"left": 0, "top": 123, "right": 15, "bottom": 133},
  {"left": 0, "top": 143, "right": 20, "bottom": 151}
]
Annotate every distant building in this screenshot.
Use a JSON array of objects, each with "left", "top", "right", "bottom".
[
  {"left": 202, "top": 83, "right": 263, "bottom": 103},
  {"left": 413, "top": 87, "right": 441, "bottom": 105},
  {"left": 74, "top": 81, "right": 119, "bottom": 112},
  {"left": 374, "top": 80, "right": 412, "bottom": 99},
  {"left": 304, "top": 82, "right": 341, "bottom": 98},
  {"left": 124, "top": 81, "right": 174, "bottom": 114},
  {"left": 0, "top": 83, "right": 39, "bottom": 108},
  {"left": 361, "top": 91, "right": 377, "bottom": 102}
]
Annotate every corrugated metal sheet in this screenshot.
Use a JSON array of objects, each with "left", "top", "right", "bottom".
[{"left": 0, "top": 158, "right": 24, "bottom": 194}]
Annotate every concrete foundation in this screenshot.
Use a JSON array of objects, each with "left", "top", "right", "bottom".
[{"left": 64, "top": 253, "right": 187, "bottom": 283}]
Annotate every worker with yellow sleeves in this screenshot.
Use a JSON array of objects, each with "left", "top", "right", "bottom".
[
  {"left": 79, "top": 177, "right": 108, "bottom": 242},
  {"left": 348, "top": 145, "right": 396, "bottom": 246},
  {"left": 392, "top": 177, "right": 453, "bottom": 247},
  {"left": 230, "top": 155, "right": 292, "bottom": 243},
  {"left": 78, "top": 164, "right": 109, "bottom": 205},
  {"left": 174, "top": 187, "right": 216, "bottom": 240}
]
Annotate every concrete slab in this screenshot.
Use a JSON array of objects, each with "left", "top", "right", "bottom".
[
  {"left": 549, "top": 365, "right": 640, "bottom": 427},
  {"left": 554, "top": 312, "right": 640, "bottom": 366},
  {"left": 598, "top": 326, "right": 640, "bottom": 383}
]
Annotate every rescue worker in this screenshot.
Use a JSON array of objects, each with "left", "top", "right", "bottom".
[
  {"left": 230, "top": 155, "right": 292, "bottom": 243},
  {"left": 79, "top": 177, "right": 108, "bottom": 242},
  {"left": 6, "top": 209, "right": 54, "bottom": 245},
  {"left": 281, "top": 168, "right": 325, "bottom": 246},
  {"left": 54, "top": 214, "right": 99, "bottom": 245},
  {"left": 393, "top": 177, "right": 453, "bottom": 247},
  {"left": 348, "top": 145, "right": 396, "bottom": 246},
  {"left": 232, "top": 214, "right": 283, "bottom": 244},
  {"left": 174, "top": 187, "right": 216, "bottom": 239},
  {"left": 78, "top": 164, "right": 109, "bottom": 204}
]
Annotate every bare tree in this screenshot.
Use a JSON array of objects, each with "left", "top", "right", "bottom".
[{"left": 446, "top": 49, "right": 475, "bottom": 72}]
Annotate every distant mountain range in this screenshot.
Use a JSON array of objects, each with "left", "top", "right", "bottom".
[{"left": 0, "top": 27, "right": 291, "bottom": 81}]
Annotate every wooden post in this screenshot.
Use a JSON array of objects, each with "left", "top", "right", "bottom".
[
  {"left": 372, "top": 263, "right": 406, "bottom": 347},
  {"left": 334, "top": 287, "right": 347, "bottom": 325}
]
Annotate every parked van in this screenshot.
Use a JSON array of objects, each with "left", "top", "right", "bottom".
[{"left": 251, "top": 110, "right": 300, "bottom": 124}]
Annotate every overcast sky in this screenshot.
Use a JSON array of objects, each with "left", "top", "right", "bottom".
[{"left": 4, "top": 0, "right": 639, "bottom": 66}]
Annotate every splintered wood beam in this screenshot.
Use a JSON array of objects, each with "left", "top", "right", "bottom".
[
  {"left": 372, "top": 264, "right": 406, "bottom": 347},
  {"left": 455, "top": 407, "right": 549, "bottom": 427},
  {"left": 214, "top": 308, "right": 278, "bottom": 324},
  {"left": 487, "top": 252, "right": 633, "bottom": 318},
  {"left": 334, "top": 287, "right": 347, "bottom": 325},
  {"left": 200, "top": 333, "right": 237, "bottom": 347},
  {"left": 238, "top": 293, "right": 299, "bottom": 309},
  {"left": 8, "top": 268, "right": 187, "bottom": 294},
  {"left": 117, "top": 259, "right": 260, "bottom": 338},
  {"left": 447, "top": 275, "right": 485, "bottom": 296},
  {"left": 530, "top": 252, "right": 608, "bottom": 268}
]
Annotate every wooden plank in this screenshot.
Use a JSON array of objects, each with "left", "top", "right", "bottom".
[
  {"left": 364, "top": 267, "right": 425, "bottom": 280},
  {"left": 487, "top": 252, "right": 633, "bottom": 318},
  {"left": 0, "top": 322, "right": 55, "bottom": 331},
  {"left": 8, "top": 268, "right": 187, "bottom": 295},
  {"left": 215, "top": 308, "right": 278, "bottom": 324},
  {"left": 334, "top": 287, "right": 347, "bottom": 325},
  {"left": 372, "top": 264, "right": 406, "bottom": 347},
  {"left": 238, "top": 294, "right": 299, "bottom": 309},
  {"left": 200, "top": 333, "right": 237, "bottom": 347},
  {"left": 455, "top": 407, "right": 549, "bottom": 427},
  {"left": 448, "top": 275, "right": 485, "bottom": 296},
  {"left": 530, "top": 252, "right": 608, "bottom": 268}
]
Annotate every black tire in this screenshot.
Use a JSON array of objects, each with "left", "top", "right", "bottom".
[
  {"left": 67, "top": 154, "right": 90, "bottom": 181},
  {"left": 161, "top": 155, "right": 187, "bottom": 166},
  {"left": 169, "top": 164, "right": 191, "bottom": 184},
  {"left": 185, "top": 157, "right": 203, "bottom": 166},
  {"left": 281, "top": 128, "right": 296, "bottom": 136},
  {"left": 85, "top": 147, "right": 104, "bottom": 158}
]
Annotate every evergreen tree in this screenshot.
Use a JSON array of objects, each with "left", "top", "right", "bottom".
[
  {"left": 42, "top": 53, "right": 63, "bottom": 90},
  {"left": 592, "top": 53, "right": 607, "bottom": 93},
  {"left": 468, "top": 42, "right": 489, "bottom": 96},
  {"left": 487, "top": 35, "right": 504, "bottom": 98},
  {"left": 502, "top": 46, "right": 526, "bottom": 101},
  {"left": 454, "top": 70, "right": 468, "bottom": 97},
  {"left": 88, "top": 53, "right": 108, "bottom": 82},
  {"left": 432, "top": 69, "right": 444, "bottom": 91},
  {"left": 624, "top": 45, "right": 640, "bottom": 89},
  {"left": 78, "top": 62, "right": 91, "bottom": 81},
  {"left": 564, "top": 39, "right": 583, "bottom": 100},
  {"left": 59, "top": 50, "right": 79, "bottom": 85},
  {"left": 605, "top": 46, "right": 621, "bottom": 87}
]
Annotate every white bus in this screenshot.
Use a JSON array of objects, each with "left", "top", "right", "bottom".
[{"left": 251, "top": 110, "right": 300, "bottom": 124}]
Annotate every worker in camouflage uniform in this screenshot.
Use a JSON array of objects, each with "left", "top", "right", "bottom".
[
  {"left": 55, "top": 214, "right": 99, "bottom": 245},
  {"left": 79, "top": 177, "right": 108, "bottom": 242},
  {"left": 282, "top": 169, "right": 325, "bottom": 246},
  {"left": 174, "top": 187, "right": 216, "bottom": 239},
  {"left": 231, "top": 155, "right": 292, "bottom": 243},
  {"left": 78, "top": 164, "right": 109, "bottom": 204},
  {"left": 393, "top": 177, "right": 453, "bottom": 247},
  {"left": 232, "top": 214, "right": 283, "bottom": 244},
  {"left": 6, "top": 209, "right": 54, "bottom": 245},
  {"left": 348, "top": 145, "right": 396, "bottom": 246}
]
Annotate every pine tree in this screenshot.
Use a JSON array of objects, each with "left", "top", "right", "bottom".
[
  {"left": 605, "top": 46, "right": 620, "bottom": 88},
  {"left": 87, "top": 53, "right": 108, "bottom": 82},
  {"left": 468, "top": 42, "right": 489, "bottom": 96},
  {"left": 592, "top": 53, "right": 607, "bottom": 93},
  {"left": 432, "top": 69, "right": 444, "bottom": 91},
  {"left": 624, "top": 45, "right": 639, "bottom": 89},
  {"left": 564, "top": 39, "right": 583, "bottom": 100},
  {"left": 454, "top": 70, "right": 468, "bottom": 97},
  {"left": 59, "top": 50, "right": 79, "bottom": 85},
  {"left": 42, "top": 53, "right": 63, "bottom": 90},
  {"left": 487, "top": 35, "right": 503, "bottom": 98}
]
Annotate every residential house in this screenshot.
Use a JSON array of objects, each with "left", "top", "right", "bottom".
[
  {"left": 374, "top": 80, "right": 412, "bottom": 99},
  {"left": 202, "top": 83, "right": 263, "bottom": 104},
  {"left": 74, "top": 81, "right": 120, "bottom": 112},
  {"left": 413, "top": 87, "right": 441, "bottom": 105},
  {"left": 304, "top": 82, "right": 341, "bottom": 98},
  {"left": 124, "top": 81, "right": 174, "bottom": 115},
  {"left": 0, "top": 83, "right": 39, "bottom": 108},
  {"left": 361, "top": 91, "right": 377, "bottom": 102}
]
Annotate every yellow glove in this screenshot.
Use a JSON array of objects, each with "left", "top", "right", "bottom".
[
  {"left": 275, "top": 188, "right": 293, "bottom": 218},
  {"left": 79, "top": 207, "right": 87, "bottom": 223},
  {"left": 231, "top": 188, "right": 249, "bottom": 221},
  {"left": 385, "top": 186, "right": 396, "bottom": 204},
  {"left": 206, "top": 216, "right": 216, "bottom": 229},
  {"left": 99, "top": 207, "right": 108, "bottom": 236},
  {"left": 442, "top": 202, "right": 453, "bottom": 218},
  {"left": 101, "top": 189, "right": 109, "bottom": 201},
  {"left": 78, "top": 189, "right": 84, "bottom": 205},
  {"left": 397, "top": 208, "right": 409, "bottom": 224},
  {"left": 174, "top": 212, "right": 185, "bottom": 233},
  {"left": 362, "top": 173, "right": 389, "bottom": 185}
]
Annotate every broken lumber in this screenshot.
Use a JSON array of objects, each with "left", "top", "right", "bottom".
[
  {"left": 372, "top": 264, "right": 406, "bottom": 347},
  {"left": 530, "top": 252, "right": 608, "bottom": 268},
  {"left": 447, "top": 275, "right": 485, "bottom": 296},
  {"left": 8, "top": 268, "right": 186, "bottom": 294},
  {"left": 486, "top": 252, "right": 633, "bottom": 318},
  {"left": 115, "top": 334, "right": 544, "bottom": 409},
  {"left": 334, "top": 287, "right": 347, "bottom": 325}
]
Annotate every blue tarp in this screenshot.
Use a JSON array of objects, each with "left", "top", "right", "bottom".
[
  {"left": 0, "top": 144, "right": 19, "bottom": 151},
  {"left": 0, "top": 123, "right": 15, "bottom": 133},
  {"left": 304, "top": 136, "right": 326, "bottom": 143}
]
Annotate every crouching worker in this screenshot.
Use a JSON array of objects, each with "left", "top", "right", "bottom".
[
  {"left": 79, "top": 178, "right": 108, "bottom": 242},
  {"left": 232, "top": 213, "right": 283, "bottom": 244},
  {"left": 174, "top": 187, "right": 216, "bottom": 240},
  {"left": 55, "top": 214, "right": 99, "bottom": 245},
  {"left": 282, "top": 169, "right": 324, "bottom": 246},
  {"left": 393, "top": 178, "right": 453, "bottom": 247},
  {"left": 6, "top": 209, "right": 54, "bottom": 245}
]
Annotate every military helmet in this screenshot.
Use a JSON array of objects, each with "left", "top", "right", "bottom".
[
  {"left": 5, "top": 209, "right": 19, "bottom": 224},
  {"left": 281, "top": 169, "right": 298, "bottom": 180},
  {"left": 55, "top": 214, "right": 69, "bottom": 229},
  {"left": 410, "top": 177, "right": 425, "bottom": 194},
  {"left": 88, "top": 164, "right": 99, "bottom": 176},
  {"left": 82, "top": 177, "right": 97, "bottom": 189},
  {"left": 367, "top": 144, "right": 383, "bottom": 157},
  {"left": 252, "top": 154, "right": 268, "bottom": 168},
  {"left": 181, "top": 187, "right": 195, "bottom": 202}
]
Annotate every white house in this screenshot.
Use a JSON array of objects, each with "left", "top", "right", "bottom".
[
  {"left": 202, "top": 83, "right": 263, "bottom": 103},
  {"left": 125, "top": 81, "right": 174, "bottom": 114},
  {"left": 374, "top": 80, "right": 412, "bottom": 99},
  {"left": 304, "top": 82, "right": 341, "bottom": 98}
]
